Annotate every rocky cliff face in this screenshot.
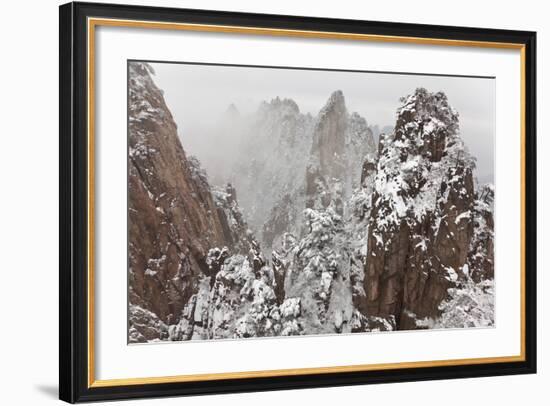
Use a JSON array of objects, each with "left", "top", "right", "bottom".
[
  {"left": 360, "top": 88, "right": 488, "bottom": 330},
  {"left": 229, "top": 97, "right": 314, "bottom": 250},
  {"left": 167, "top": 248, "right": 303, "bottom": 340},
  {"left": 128, "top": 62, "right": 253, "bottom": 342},
  {"left": 229, "top": 93, "right": 376, "bottom": 252},
  {"left": 468, "top": 183, "right": 495, "bottom": 282},
  {"left": 266, "top": 91, "right": 377, "bottom": 335},
  {"left": 128, "top": 70, "right": 494, "bottom": 342},
  {"left": 306, "top": 91, "right": 376, "bottom": 214}
]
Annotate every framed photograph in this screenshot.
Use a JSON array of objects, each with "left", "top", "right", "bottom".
[{"left": 59, "top": 1, "right": 537, "bottom": 403}]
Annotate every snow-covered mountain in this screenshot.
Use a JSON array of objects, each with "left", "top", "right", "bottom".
[
  {"left": 128, "top": 63, "right": 255, "bottom": 342},
  {"left": 229, "top": 97, "right": 314, "bottom": 250},
  {"left": 359, "top": 89, "right": 494, "bottom": 330},
  {"left": 128, "top": 63, "right": 494, "bottom": 342},
  {"left": 218, "top": 91, "right": 377, "bottom": 253}
]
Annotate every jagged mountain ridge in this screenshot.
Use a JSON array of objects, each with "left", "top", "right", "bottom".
[
  {"left": 222, "top": 92, "right": 377, "bottom": 252},
  {"left": 230, "top": 97, "right": 314, "bottom": 251},
  {"left": 128, "top": 62, "right": 255, "bottom": 342},
  {"left": 127, "top": 63, "right": 494, "bottom": 342}
]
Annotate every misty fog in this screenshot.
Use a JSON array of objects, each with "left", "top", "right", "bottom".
[{"left": 148, "top": 61, "right": 495, "bottom": 186}]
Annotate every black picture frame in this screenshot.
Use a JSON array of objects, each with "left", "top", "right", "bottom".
[{"left": 59, "top": 1, "right": 537, "bottom": 403}]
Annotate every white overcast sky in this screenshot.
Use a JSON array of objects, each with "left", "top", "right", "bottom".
[{"left": 149, "top": 62, "right": 495, "bottom": 183}]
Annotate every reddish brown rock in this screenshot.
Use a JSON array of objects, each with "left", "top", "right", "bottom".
[
  {"left": 128, "top": 62, "right": 251, "bottom": 340},
  {"left": 362, "top": 88, "right": 482, "bottom": 330}
]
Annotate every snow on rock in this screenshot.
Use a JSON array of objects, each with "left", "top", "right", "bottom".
[
  {"left": 128, "top": 62, "right": 259, "bottom": 340},
  {"left": 467, "top": 183, "right": 495, "bottom": 282},
  {"left": 128, "top": 304, "right": 169, "bottom": 343},
  {"left": 128, "top": 77, "right": 494, "bottom": 342},
  {"left": 228, "top": 97, "right": 315, "bottom": 251},
  {"left": 363, "top": 88, "right": 492, "bottom": 330},
  {"left": 227, "top": 91, "right": 376, "bottom": 253},
  {"left": 416, "top": 278, "right": 494, "bottom": 329},
  {"left": 280, "top": 297, "right": 301, "bottom": 318},
  {"left": 170, "top": 250, "right": 302, "bottom": 340}
]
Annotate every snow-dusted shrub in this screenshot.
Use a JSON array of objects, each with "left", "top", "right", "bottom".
[{"left": 417, "top": 278, "right": 494, "bottom": 329}]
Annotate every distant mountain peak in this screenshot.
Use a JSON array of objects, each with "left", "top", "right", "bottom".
[
  {"left": 225, "top": 103, "right": 240, "bottom": 117},
  {"left": 260, "top": 96, "right": 300, "bottom": 115},
  {"left": 319, "top": 90, "right": 346, "bottom": 117}
]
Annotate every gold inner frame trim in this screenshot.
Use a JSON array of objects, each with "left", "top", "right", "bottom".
[{"left": 87, "top": 17, "right": 527, "bottom": 388}]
